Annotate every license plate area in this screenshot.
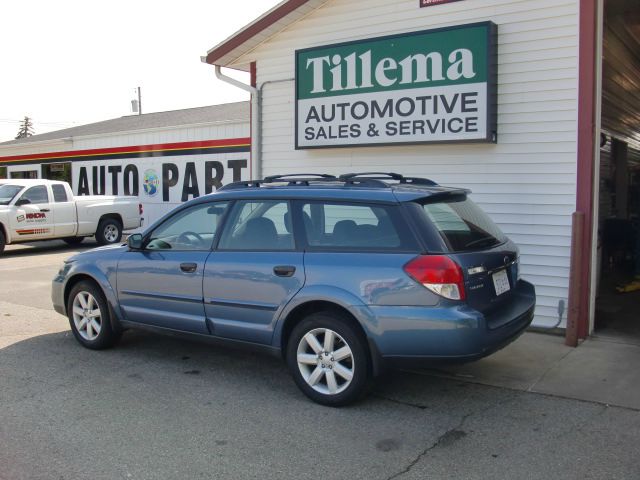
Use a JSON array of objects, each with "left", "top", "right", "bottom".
[{"left": 492, "top": 269, "right": 510, "bottom": 296}]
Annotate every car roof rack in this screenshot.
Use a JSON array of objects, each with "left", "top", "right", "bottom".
[
  {"left": 339, "top": 172, "right": 438, "bottom": 187},
  {"left": 219, "top": 174, "right": 339, "bottom": 191},
  {"left": 263, "top": 173, "right": 339, "bottom": 186},
  {"left": 219, "top": 172, "right": 439, "bottom": 191}
]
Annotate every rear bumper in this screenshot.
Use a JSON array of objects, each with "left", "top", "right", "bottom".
[{"left": 355, "top": 280, "right": 536, "bottom": 368}]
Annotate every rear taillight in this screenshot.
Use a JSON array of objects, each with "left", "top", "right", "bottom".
[
  {"left": 403, "top": 255, "right": 466, "bottom": 301},
  {"left": 139, "top": 203, "right": 144, "bottom": 215}
]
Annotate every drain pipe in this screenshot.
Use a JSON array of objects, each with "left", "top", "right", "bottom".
[{"left": 213, "top": 65, "right": 261, "bottom": 179}]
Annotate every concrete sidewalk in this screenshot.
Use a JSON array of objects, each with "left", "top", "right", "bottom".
[{"left": 409, "top": 332, "right": 640, "bottom": 411}]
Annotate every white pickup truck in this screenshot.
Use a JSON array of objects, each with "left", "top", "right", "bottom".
[{"left": 0, "top": 179, "right": 143, "bottom": 254}]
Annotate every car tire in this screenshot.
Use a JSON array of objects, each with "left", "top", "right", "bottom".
[
  {"left": 63, "top": 236, "right": 84, "bottom": 245},
  {"left": 67, "top": 280, "right": 121, "bottom": 350},
  {"left": 95, "top": 218, "right": 122, "bottom": 245},
  {"left": 0, "top": 229, "right": 5, "bottom": 255},
  {"left": 286, "top": 311, "right": 370, "bottom": 406}
]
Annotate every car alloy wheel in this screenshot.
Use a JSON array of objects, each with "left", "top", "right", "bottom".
[
  {"left": 71, "top": 291, "right": 102, "bottom": 341},
  {"left": 67, "top": 280, "right": 121, "bottom": 350},
  {"left": 287, "top": 312, "right": 370, "bottom": 406},
  {"left": 296, "top": 328, "right": 354, "bottom": 395},
  {"left": 103, "top": 224, "right": 119, "bottom": 243}
]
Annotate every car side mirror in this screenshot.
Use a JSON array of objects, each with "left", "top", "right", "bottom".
[
  {"left": 15, "top": 198, "right": 30, "bottom": 206},
  {"left": 127, "top": 233, "right": 143, "bottom": 250}
]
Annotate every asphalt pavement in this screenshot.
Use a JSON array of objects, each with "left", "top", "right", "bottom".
[{"left": 1, "top": 240, "right": 638, "bottom": 480}]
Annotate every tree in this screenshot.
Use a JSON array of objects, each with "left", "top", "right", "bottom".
[{"left": 15, "top": 116, "right": 35, "bottom": 139}]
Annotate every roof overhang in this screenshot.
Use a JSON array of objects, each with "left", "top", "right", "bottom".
[{"left": 202, "top": 0, "right": 327, "bottom": 70}]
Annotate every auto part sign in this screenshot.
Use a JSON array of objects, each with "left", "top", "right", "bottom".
[{"left": 295, "top": 22, "right": 497, "bottom": 149}]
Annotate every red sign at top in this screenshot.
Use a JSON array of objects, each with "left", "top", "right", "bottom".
[{"left": 420, "top": 0, "right": 463, "bottom": 7}]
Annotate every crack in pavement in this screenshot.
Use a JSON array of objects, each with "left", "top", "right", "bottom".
[
  {"left": 526, "top": 346, "right": 576, "bottom": 392},
  {"left": 383, "top": 396, "right": 517, "bottom": 480},
  {"left": 384, "top": 411, "right": 473, "bottom": 480},
  {"left": 372, "top": 393, "right": 428, "bottom": 410}
]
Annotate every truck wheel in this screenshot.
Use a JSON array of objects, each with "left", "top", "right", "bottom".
[
  {"left": 96, "top": 218, "right": 122, "bottom": 245},
  {"left": 0, "top": 229, "right": 5, "bottom": 255},
  {"left": 63, "top": 237, "right": 84, "bottom": 245},
  {"left": 286, "top": 311, "right": 371, "bottom": 406},
  {"left": 67, "top": 280, "right": 121, "bottom": 350}
]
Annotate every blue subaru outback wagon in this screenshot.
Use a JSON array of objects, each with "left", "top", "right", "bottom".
[{"left": 52, "top": 172, "right": 535, "bottom": 406}]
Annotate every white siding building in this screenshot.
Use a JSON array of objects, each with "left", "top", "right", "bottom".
[
  {"left": 205, "top": 0, "right": 580, "bottom": 330},
  {"left": 202, "top": 0, "right": 640, "bottom": 344}
]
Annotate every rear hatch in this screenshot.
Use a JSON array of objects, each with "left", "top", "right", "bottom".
[
  {"left": 449, "top": 244, "right": 519, "bottom": 318},
  {"left": 405, "top": 193, "right": 519, "bottom": 318}
]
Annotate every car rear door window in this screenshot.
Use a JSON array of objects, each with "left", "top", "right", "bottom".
[
  {"left": 301, "top": 202, "right": 415, "bottom": 250},
  {"left": 51, "top": 184, "right": 68, "bottom": 202}
]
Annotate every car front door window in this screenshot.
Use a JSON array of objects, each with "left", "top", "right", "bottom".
[
  {"left": 146, "top": 202, "right": 228, "bottom": 251},
  {"left": 19, "top": 185, "right": 49, "bottom": 205}
]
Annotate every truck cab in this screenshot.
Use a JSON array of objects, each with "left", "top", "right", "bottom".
[
  {"left": 4, "top": 180, "right": 73, "bottom": 240},
  {"left": 0, "top": 179, "right": 142, "bottom": 253}
]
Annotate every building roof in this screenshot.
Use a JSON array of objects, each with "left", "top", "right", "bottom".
[
  {"left": 1, "top": 101, "right": 249, "bottom": 146},
  {"left": 203, "top": 0, "right": 327, "bottom": 69}
]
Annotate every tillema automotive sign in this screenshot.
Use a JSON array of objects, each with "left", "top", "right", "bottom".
[{"left": 295, "top": 22, "right": 497, "bottom": 149}]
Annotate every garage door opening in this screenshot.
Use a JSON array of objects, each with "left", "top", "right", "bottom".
[{"left": 594, "top": 0, "right": 640, "bottom": 343}]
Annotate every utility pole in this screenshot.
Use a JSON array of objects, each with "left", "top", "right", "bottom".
[{"left": 131, "top": 87, "right": 142, "bottom": 115}]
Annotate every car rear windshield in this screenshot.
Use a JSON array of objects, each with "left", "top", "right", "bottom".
[{"left": 415, "top": 195, "right": 507, "bottom": 252}]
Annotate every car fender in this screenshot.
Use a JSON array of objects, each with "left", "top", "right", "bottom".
[
  {"left": 63, "top": 261, "right": 124, "bottom": 326},
  {"left": 272, "top": 284, "right": 377, "bottom": 348}
]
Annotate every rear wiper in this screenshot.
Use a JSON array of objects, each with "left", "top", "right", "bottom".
[{"left": 463, "top": 237, "right": 497, "bottom": 249}]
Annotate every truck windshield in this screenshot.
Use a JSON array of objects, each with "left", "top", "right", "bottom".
[{"left": 0, "top": 185, "right": 24, "bottom": 205}]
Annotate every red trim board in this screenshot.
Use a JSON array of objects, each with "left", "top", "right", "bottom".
[{"left": 0, "top": 138, "right": 251, "bottom": 165}]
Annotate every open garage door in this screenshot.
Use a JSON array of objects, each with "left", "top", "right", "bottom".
[{"left": 594, "top": 0, "right": 640, "bottom": 342}]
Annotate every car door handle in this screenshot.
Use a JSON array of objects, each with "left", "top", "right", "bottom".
[
  {"left": 273, "top": 265, "right": 296, "bottom": 277},
  {"left": 40, "top": 208, "right": 50, "bottom": 212},
  {"left": 180, "top": 263, "right": 198, "bottom": 273}
]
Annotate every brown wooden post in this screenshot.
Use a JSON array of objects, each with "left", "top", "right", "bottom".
[
  {"left": 572, "top": 0, "right": 598, "bottom": 341},
  {"left": 566, "top": 211, "right": 584, "bottom": 347}
]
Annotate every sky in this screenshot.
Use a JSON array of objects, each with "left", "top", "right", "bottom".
[{"left": 0, "top": 0, "right": 282, "bottom": 142}]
